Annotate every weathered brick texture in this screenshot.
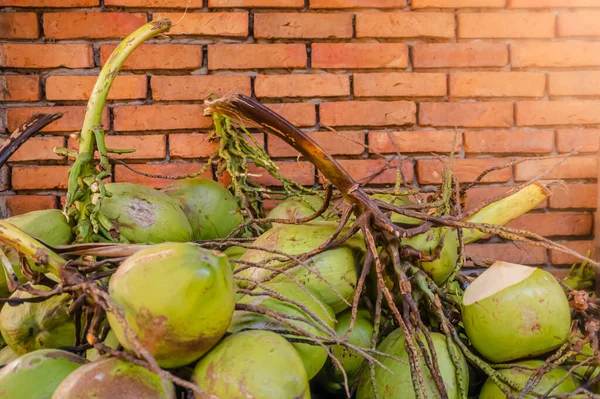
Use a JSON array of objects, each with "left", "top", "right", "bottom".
[{"left": 0, "top": 1, "right": 597, "bottom": 268}]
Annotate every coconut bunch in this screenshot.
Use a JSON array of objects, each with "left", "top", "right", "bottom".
[{"left": 0, "top": 18, "right": 598, "bottom": 399}]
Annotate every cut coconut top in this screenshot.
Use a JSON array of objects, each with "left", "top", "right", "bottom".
[{"left": 463, "top": 261, "right": 536, "bottom": 306}]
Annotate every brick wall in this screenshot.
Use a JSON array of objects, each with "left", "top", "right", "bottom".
[{"left": 0, "top": 0, "right": 598, "bottom": 272}]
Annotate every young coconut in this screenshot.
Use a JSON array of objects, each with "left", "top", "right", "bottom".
[
  {"left": 97, "top": 183, "right": 192, "bottom": 244},
  {"left": 192, "top": 330, "right": 310, "bottom": 399},
  {"left": 107, "top": 242, "right": 235, "bottom": 368},
  {"left": 0, "top": 345, "right": 18, "bottom": 366},
  {"left": 85, "top": 330, "right": 119, "bottom": 362},
  {"left": 161, "top": 178, "right": 243, "bottom": 240},
  {"left": 315, "top": 308, "right": 374, "bottom": 394},
  {"left": 238, "top": 222, "right": 364, "bottom": 313},
  {"left": 229, "top": 282, "right": 335, "bottom": 379},
  {"left": 52, "top": 357, "right": 175, "bottom": 399},
  {"left": 478, "top": 360, "right": 578, "bottom": 399},
  {"left": 461, "top": 261, "right": 570, "bottom": 363},
  {"left": 0, "top": 349, "right": 87, "bottom": 399},
  {"left": 267, "top": 195, "right": 329, "bottom": 223},
  {"left": 356, "top": 329, "right": 468, "bottom": 399},
  {"left": 0, "top": 285, "right": 75, "bottom": 355}
]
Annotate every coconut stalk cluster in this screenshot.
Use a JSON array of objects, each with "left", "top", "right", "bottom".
[{"left": 0, "top": 19, "right": 598, "bottom": 399}]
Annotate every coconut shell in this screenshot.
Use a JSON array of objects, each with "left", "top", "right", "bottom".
[
  {"left": 0, "top": 349, "right": 86, "bottom": 399},
  {"left": 0, "top": 285, "right": 75, "bottom": 355},
  {"left": 107, "top": 243, "right": 235, "bottom": 368},
  {"left": 162, "top": 178, "right": 243, "bottom": 240},
  {"left": 315, "top": 308, "right": 374, "bottom": 393},
  {"left": 99, "top": 183, "right": 192, "bottom": 244},
  {"left": 230, "top": 282, "right": 335, "bottom": 379},
  {"left": 462, "top": 262, "right": 570, "bottom": 363},
  {"left": 356, "top": 329, "right": 469, "bottom": 399},
  {"left": 238, "top": 222, "right": 364, "bottom": 313},
  {"left": 52, "top": 357, "right": 174, "bottom": 399},
  {"left": 192, "top": 330, "right": 310, "bottom": 399},
  {"left": 478, "top": 360, "right": 578, "bottom": 399}
]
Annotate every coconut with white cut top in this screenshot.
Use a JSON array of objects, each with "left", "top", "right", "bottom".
[{"left": 461, "top": 261, "right": 571, "bottom": 363}]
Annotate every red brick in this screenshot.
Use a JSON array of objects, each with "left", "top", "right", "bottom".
[
  {"left": 69, "top": 135, "right": 166, "bottom": 160},
  {"left": 208, "top": 44, "right": 306, "bottom": 70},
  {"left": 509, "top": 0, "right": 600, "bottom": 8},
  {"left": 269, "top": 131, "right": 364, "bottom": 157},
  {"left": 558, "top": 11, "right": 600, "bottom": 37},
  {"left": 459, "top": 12, "right": 554, "bottom": 39},
  {"left": 556, "top": 129, "right": 600, "bottom": 153},
  {"left": 151, "top": 75, "right": 251, "bottom": 101},
  {"left": 368, "top": 130, "right": 461, "bottom": 154},
  {"left": 312, "top": 43, "right": 408, "bottom": 69},
  {"left": 511, "top": 43, "right": 600, "bottom": 68},
  {"left": 0, "top": 13, "right": 38, "bottom": 39},
  {"left": 266, "top": 103, "right": 316, "bottom": 127},
  {"left": 209, "top": 0, "right": 303, "bottom": 6},
  {"left": 12, "top": 166, "right": 69, "bottom": 190},
  {"left": 100, "top": 44, "right": 202, "bottom": 70},
  {"left": 255, "top": 74, "right": 350, "bottom": 98},
  {"left": 153, "top": 12, "right": 248, "bottom": 37},
  {"left": 0, "top": 76, "right": 40, "bottom": 102},
  {"left": 514, "top": 156, "right": 596, "bottom": 181},
  {"left": 516, "top": 101, "right": 600, "bottom": 126},
  {"left": 0, "top": 0, "right": 98, "bottom": 6},
  {"left": 0, "top": 44, "right": 93, "bottom": 69},
  {"left": 354, "top": 73, "right": 446, "bottom": 97},
  {"left": 417, "top": 158, "right": 511, "bottom": 184},
  {"left": 44, "top": 13, "right": 146, "bottom": 39},
  {"left": 413, "top": 43, "right": 508, "bottom": 68},
  {"left": 320, "top": 101, "right": 416, "bottom": 127},
  {"left": 255, "top": 13, "right": 352, "bottom": 39},
  {"left": 106, "top": 0, "right": 203, "bottom": 6},
  {"left": 330, "top": 159, "right": 414, "bottom": 185},
  {"left": 245, "top": 162, "right": 315, "bottom": 186},
  {"left": 113, "top": 104, "right": 211, "bottom": 132},
  {"left": 1, "top": 136, "right": 64, "bottom": 162},
  {"left": 464, "top": 131, "right": 554, "bottom": 154},
  {"left": 464, "top": 185, "right": 547, "bottom": 211},
  {"left": 7, "top": 106, "right": 109, "bottom": 133},
  {"left": 1, "top": 196, "right": 57, "bottom": 216},
  {"left": 550, "top": 240, "right": 593, "bottom": 265},
  {"left": 450, "top": 72, "right": 545, "bottom": 98},
  {"left": 508, "top": 212, "right": 592, "bottom": 237},
  {"left": 419, "top": 102, "right": 513, "bottom": 128},
  {"left": 310, "top": 0, "right": 406, "bottom": 7},
  {"left": 46, "top": 75, "right": 147, "bottom": 101},
  {"left": 115, "top": 163, "right": 213, "bottom": 189},
  {"left": 548, "top": 71, "right": 600, "bottom": 96},
  {"left": 466, "top": 243, "right": 547, "bottom": 265},
  {"left": 413, "top": 0, "right": 505, "bottom": 7},
  {"left": 356, "top": 12, "right": 454, "bottom": 39},
  {"left": 170, "top": 133, "right": 264, "bottom": 159},
  {"left": 549, "top": 184, "right": 597, "bottom": 209}
]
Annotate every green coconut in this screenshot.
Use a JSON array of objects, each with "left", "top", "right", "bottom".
[
  {"left": 315, "top": 308, "right": 374, "bottom": 393},
  {"left": 192, "top": 330, "right": 310, "bottom": 399},
  {"left": 107, "top": 242, "right": 235, "bottom": 368},
  {"left": 0, "top": 285, "right": 75, "bottom": 355},
  {"left": 237, "top": 222, "right": 364, "bottom": 313},
  {"left": 85, "top": 330, "right": 119, "bottom": 362},
  {"left": 162, "top": 178, "right": 243, "bottom": 240},
  {"left": 98, "top": 182, "right": 192, "bottom": 244},
  {"left": 267, "top": 195, "right": 327, "bottom": 222},
  {"left": 357, "top": 329, "right": 468, "bottom": 399},
  {"left": 230, "top": 282, "right": 335, "bottom": 379},
  {"left": 0, "top": 345, "right": 18, "bottom": 366},
  {"left": 479, "top": 360, "right": 578, "bottom": 399},
  {"left": 462, "top": 261, "right": 570, "bottom": 363},
  {"left": 401, "top": 227, "right": 459, "bottom": 286},
  {"left": 371, "top": 193, "right": 421, "bottom": 225},
  {"left": 223, "top": 245, "right": 247, "bottom": 264},
  {"left": 569, "top": 340, "right": 600, "bottom": 393},
  {"left": 52, "top": 357, "right": 175, "bottom": 399},
  {"left": 0, "top": 210, "right": 73, "bottom": 299},
  {"left": 0, "top": 349, "right": 87, "bottom": 399}
]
